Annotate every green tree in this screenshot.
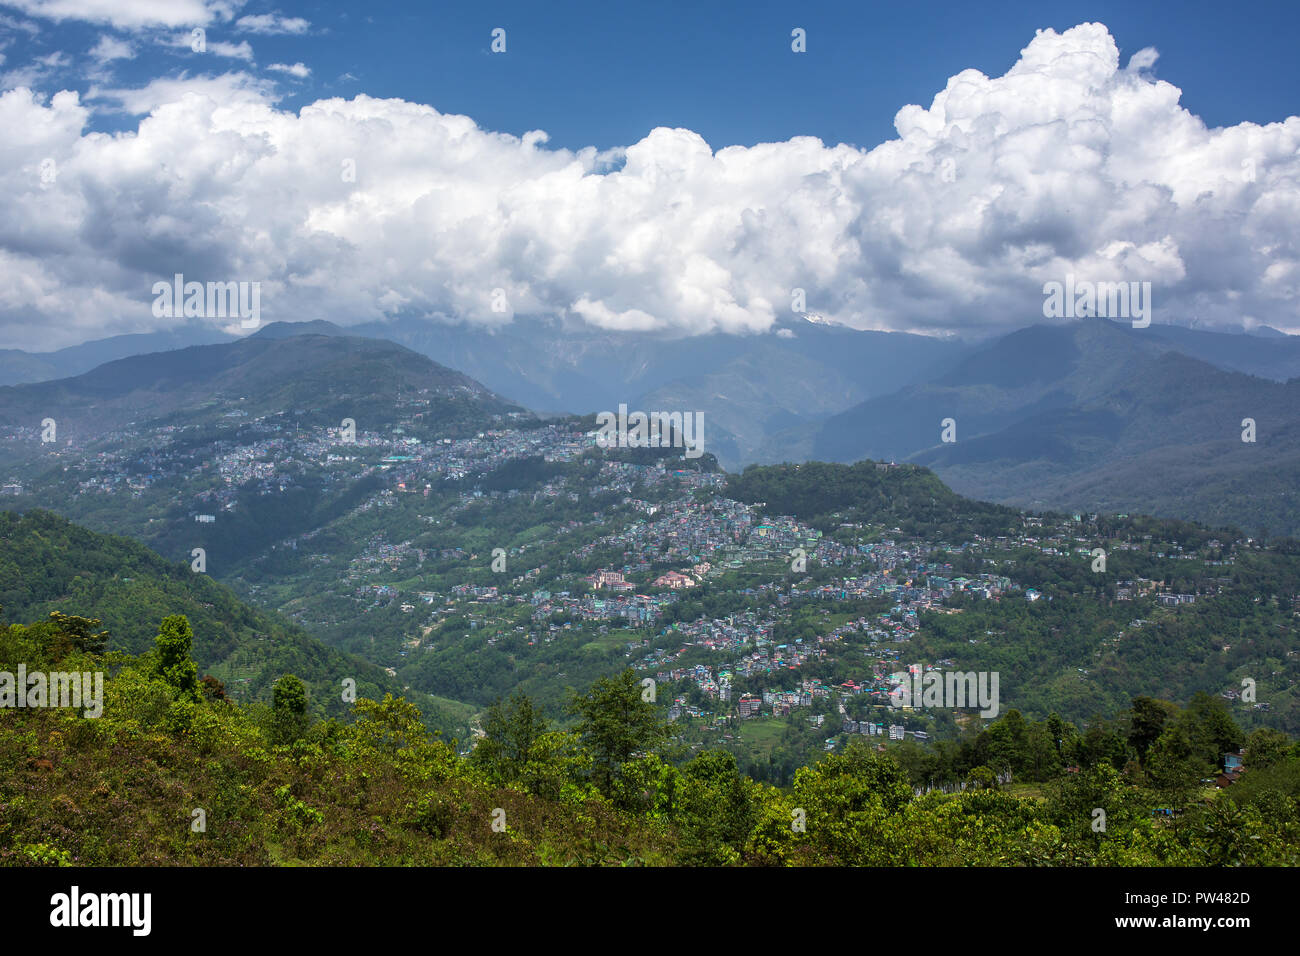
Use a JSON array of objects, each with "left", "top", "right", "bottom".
[
  {"left": 1046, "top": 763, "right": 1143, "bottom": 849},
  {"left": 1145, "top": 725, "right": 1202, "bottom": 806},
  {"left": 980, "top": 709, "right": 1029, "bottom": 774},
  {"left": 271, "top": 673, "right": 310, "bottom": 744},
  {"left": 45, "top": 612, "right": 109, "bottom": 661},
  {"left": 569, "top": 669, "right": 668, "bottom": 797},
  {"left": 1046, "top": 712, "right": 1066, "bottom": 757},
  {"left": 514, "top": 730, "right": 590, "bottom": 801},
  {"left": 966, "top": 765, "right": 999, "bottom": 790},
  {"left": 347, "top": 693, "right": 431, "bottom": 755},
  {"left": 673, "top": 750, "right": 755, "bottom": 865},
  {"left": 1175, "top": 692, "right": 1242, "bottom": 773},
  {"left": 1244, "top": 727, "right": 1291, "bottom": 771},
  {"left": 472, "top": 691, "right": 551, "bottom": 788},
  {"left": 788, "top": 740, "right": 912, "bottom": 865},
  {"left": 1077, "top": 718, "right": 1128, "bottom": 771},
  {"left": 153, "top": 614, "right": 200, "bottom": 701},
  {"left": 1127, "top": 696, "right": 1176, "bottom": 759}
]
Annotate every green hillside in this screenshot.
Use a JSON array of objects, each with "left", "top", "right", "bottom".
[
  {"left": 0, "top": 509, "right": 467, "bottom": 737},
  {"left": 0, "top": 331, "right": 526, "bottom": 448},
  {"left": 726, "top": 459, "right": 1021, "bottom": 539},
  {"left": 3, "top": 613, "right": 1297, "bottom": 866}
]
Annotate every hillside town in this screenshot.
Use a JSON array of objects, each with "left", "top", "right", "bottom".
[{"left": 1, "top": 400, "right": 1267, "bottom": 756}]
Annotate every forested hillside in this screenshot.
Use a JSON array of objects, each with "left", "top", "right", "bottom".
[
  {"left": 3, "top": 609, "right": 1298, "bottom": 866},
  {"left": 0, "top": 509, "right": 467, "bottom": 736}
]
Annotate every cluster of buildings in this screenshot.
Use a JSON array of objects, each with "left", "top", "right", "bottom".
[{"left": 529, "top": 587, "right": 675, "bottom": 626}]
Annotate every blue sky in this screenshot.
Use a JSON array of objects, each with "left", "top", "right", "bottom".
[
  {"left": 358, "top": 0, "right": 1300, "bottom": 151},
  {"left": 5, "top": 0, "right": 1298, "bottom": 149}
]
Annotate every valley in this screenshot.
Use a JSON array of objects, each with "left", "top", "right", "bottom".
[{"left": 3, "top": 326, "right": 1299, "bottom": 783}]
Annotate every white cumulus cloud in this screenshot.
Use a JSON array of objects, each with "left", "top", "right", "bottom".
[
  {"left": 1, "top": 0, "right": 237, "bottom": 30},
  {"left": 89, "top": 34, "right": 134, "bottom": 62},
  {"left": 0, "top": 21, "right": 1297, "bottom": 350},
  {"left": 236, "top": 13, "right": 307, "bottom": 35},
  {"left": 155, "top": 31, "right": 253, "bottom": 62},
  {"left": 266, "top": 61, "right": 308, "bottom": 78}
]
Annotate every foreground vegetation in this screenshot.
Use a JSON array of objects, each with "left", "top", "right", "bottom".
[{"left": 4, "top": 609, "right": 1298, "bottom": 866}]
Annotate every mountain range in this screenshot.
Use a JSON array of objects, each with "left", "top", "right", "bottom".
[
  {"left": 0, "top": 325, "right": 525, "bottom": 448},
  {"left": 790, "top": 320, "right": 1300, "bottom": 535},
  {"left": 3, "top": 315, "right": 1300, "bottom": 533},
  {"left": 0, "top": 326, "right": 237, "bottom": 387}
]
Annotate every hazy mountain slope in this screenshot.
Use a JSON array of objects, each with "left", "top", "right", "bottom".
[
  {"left": 916, "top": 351, "right": 1300, "bottom": 533},
  {"left": 0, "top": 349, "right": 58, "bottom": 386},
  {"left": 342, "top": 315, "right": 968, "bottom": 467},
  {"left": 0, "top": 327, "right": 236, "bottom": 387},
  {"left": 631, "top": 321, "right": 969, "bottom": 468},
  {"left": 1143, "top": 323, "right": 1300, "bottom": 381},
  {"left": 0, "top": 328, "right": 526, "bottom": 445},
  {"left": 796, "top": 320, "right": 1300, "bottom": 533}
]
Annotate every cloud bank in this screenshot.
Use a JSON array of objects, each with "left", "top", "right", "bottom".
[
  {"left": 1, "top": 22, "right": 1298, "bottom": 349},
  {"left": 4, "top": 0, "right": 237, "bottom": 30}
]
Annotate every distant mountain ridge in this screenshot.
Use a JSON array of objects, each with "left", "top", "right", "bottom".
[
  {"left": 232, "top": 316, "right": 1300, "bottom": 475},
  {"left": 0, "top": 329, "right": 525, "bottom": 442},
  {"left": 4, "top": 315, "right": 1300, "bottom": 532},
  {"left": 787, "top": 320, "right": 1300, "bottom": 535},
  {"left": 332, "top": 314, "right": 970, "bottom": 467},
  {"left": 0, "top": 326, "right": 237, "bottom": 386}
]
